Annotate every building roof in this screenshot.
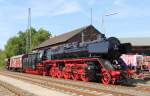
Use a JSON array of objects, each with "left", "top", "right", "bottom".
[
  {"left": 34, "top": 25, "right": 99, "bottom": 49},
  {"left": 119, "top": 37, "right": 150, "bottom": 46}
]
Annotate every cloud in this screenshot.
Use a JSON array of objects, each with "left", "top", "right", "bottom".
[
  {"left": 113, "top": 0, "right": 125, "bottom": 6},
  {"left": 112, "top": 0, "right": 150, "bottom": 18},
  {"left": 87, "top": 0, "right": 97, "bottom": 6},
  {"left": 14, "top": 0, "right": 82, "bottom": 20},
  {"left": 0, "top": 0, "right": 82, "bottom": 49},
  {"left": 52, "top": 1, "right": 81, "bottom": 16}
]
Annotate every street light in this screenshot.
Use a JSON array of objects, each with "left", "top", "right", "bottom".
[{"left": 101, "top": 12, "right": 119, "bottom": 34}]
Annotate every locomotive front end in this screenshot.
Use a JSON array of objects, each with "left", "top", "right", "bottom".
[
  {"left": 99, "top": 37, "right": 133, "bottom": 84},
  {"left": 109, "top": 61, "right": 134, "bottom": 84}
]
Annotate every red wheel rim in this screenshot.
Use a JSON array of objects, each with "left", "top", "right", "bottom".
[
  {"left": 71, "top": 73, "right": 79, "bottom": 80},
  {"left": 63, "top": 72, "right": 70, "bottom": 79},
  {"left": 81, "top": 74, "right": 89, "bottom": 82},
  {"left": 57, "top": 71, "right": 63, "bottom": 78},
  {"left": 101, "top": 72, "right": 111, "bottom": 85},
  {"left": 50, "top": 69, "right": 57, "bottom": 77}
]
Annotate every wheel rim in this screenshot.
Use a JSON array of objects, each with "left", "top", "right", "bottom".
[
  {"left": 50, "top": 69, "right": 56, "bottom": 77},
  {"left": 101, "top": 72, "right": 111, "bottom": 85},
  {"left": 57, "top": 71, "right": 63, "bottom": 78},
  {"left": 63, "top": 71, "right": 70, "bottom": 79}
]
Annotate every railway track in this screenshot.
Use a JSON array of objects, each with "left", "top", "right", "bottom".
[
  {"left": 0, "top": 71, "right": 129, "bottom": 96},
  {"left": 1, "top": 70, "right": 150, "bottom": 96},
  {"left": 0, "top": 78, "right": 35, "bottom": 96}
]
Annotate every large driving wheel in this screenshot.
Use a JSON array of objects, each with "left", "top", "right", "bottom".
[
  {"left": 50, "top": 69, "right": 57, "bottom": 77},
  {"left": 63, "top": 71, "right": 70, "bottom": 79},
  {"left": 57, "top": 70, "right": 63, "bottom": 78},
  {"left": 101, "top": 71, "right": 111, "bottom": 85},
  {"left": 71, "top": 73, "right": 79, "bottom": 80}
]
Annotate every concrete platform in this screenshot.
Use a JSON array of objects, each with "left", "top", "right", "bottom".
[{"left": 0, "top": 75, "right": 69, "bottom": 96}]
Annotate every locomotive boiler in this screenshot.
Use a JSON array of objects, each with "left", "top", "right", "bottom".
[
  {"left": 7, "top": 35, "right": 133, "bottom": 85},
  {"left": 46, "top": 36, "right": 131, "bottom": 61}
]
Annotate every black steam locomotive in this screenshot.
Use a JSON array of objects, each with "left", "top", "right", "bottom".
[{"left": 7, "top": 34, "right": 133, "bottom": 85}]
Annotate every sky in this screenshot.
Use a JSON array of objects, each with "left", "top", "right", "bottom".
[{"left": 0, "top": 0, "right": 150, "bottom": 49}]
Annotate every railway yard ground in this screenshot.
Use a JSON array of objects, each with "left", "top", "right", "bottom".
[{"left": 0, "top": 70, "right": 149, "bottom": 96}]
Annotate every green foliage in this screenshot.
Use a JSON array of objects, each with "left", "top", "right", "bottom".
[
  {"left": 5, "top": 36, "right": 21, "bottom": 57},
  {"left": 0, "top": 50, "right": 6, "bottom": 68},
  {"left": 4, "top": 27, "right": 51, "bottom": 58},
  {"left": 0, "top": 27, "right": 51, "bottom": 68},
  {"left": 32, "top": 28, "right": 50, "bottom": 49}
]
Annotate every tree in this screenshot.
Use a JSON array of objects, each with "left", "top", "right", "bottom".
[
  {"left": 5, "top": 36, "right": 21, "bottom": 57},
  {"left": 0, "top": 27, "right": 51, "bottom": 68},
  {"left": 32, "top": 28, "right": 51, "bottom": 49},
  {"left": 18, "top": 27, "right": 37, "bottom": 53},
  {"left": 0, "top": 50, "right": 6, "bottom": 67},
  {"left": 4, "top": 27, "right": 51, "bottom": 58}
]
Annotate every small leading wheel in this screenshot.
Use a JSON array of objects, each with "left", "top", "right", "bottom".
[{"left": 101, "top": 71, "right": 111, "bottom": 85}]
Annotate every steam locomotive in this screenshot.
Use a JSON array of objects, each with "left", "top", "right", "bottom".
[{"left": 7, "top": 36, "right": 133, "bottom": 85}]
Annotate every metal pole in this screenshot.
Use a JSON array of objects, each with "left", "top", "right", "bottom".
[
  {"left": 28, "top": 8, "right": 31, "bottom": 52},
  {"left": 26, "top": 8, "right": 31, "bottom": 53},
  {"left": 26, "top": 29, "right": 28, "bottom": 53},
  {"left": 101, "top": 15, "right": 105, "bottom": 33},
  {"left": 90, "top": 8, "right": 93, "bottom": 25},
  {"left": 101, "top": 12, "right": 119, "bottom": 34},
  {"left": 82, "top": 32, "right": 84, "bottom": 43}
]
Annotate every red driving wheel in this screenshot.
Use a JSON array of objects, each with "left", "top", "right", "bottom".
[
  {"left": 57, "top": 70, "right": 63, "bottom": 78},
  {"left": 71, "top": 73, "right": 79, "bottom": 80},
  {"left": 63, "top": 71, "right": 70, "bottom": 79},
  {"left": 50, "top": 69, "right": 57, "bottom": 77},
  {"left": 101, "top": 71, "right": 111, "bottom": 85}
]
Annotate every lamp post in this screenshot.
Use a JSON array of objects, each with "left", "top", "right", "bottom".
[{"left": 101, "top": 12, "right": 119, "bottom": 34}]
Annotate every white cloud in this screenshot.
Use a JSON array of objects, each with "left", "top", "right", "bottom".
[
  {"left": 52, "top": 1, "right": 81, "bottom": 16},
  {"left": 87, "top": 0, "right": 97, "bottom": 6},
  {"left": 113, "top": 0, "right": 124, "bottom": 6},
  {"left": 14, "top": 0, "right": 82, "bottom": 20},
  {"left": 0, "top": 0, "right": 82, "bottom": 48},
  {"left": 112, "top": 0, "right": 150, "bottom": 18}
]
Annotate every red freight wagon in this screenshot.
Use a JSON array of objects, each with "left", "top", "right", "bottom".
[
  {"left": 121, "top": 54, "right": 150, "bottom": 73},
  {"left": 121, "top": 54, "right": 144, "bottom": 67},
  {"left": 9, "top": 55, "right": 24, "bottom": 70}
]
